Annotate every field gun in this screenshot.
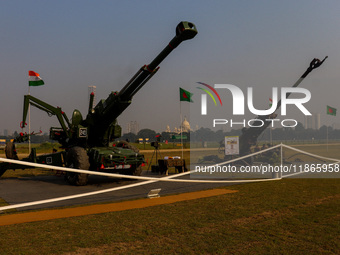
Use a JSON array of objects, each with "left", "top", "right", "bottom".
[
  {"left": 237, "top": 56, "right": 327, "bottom": 161},
  {"left": 0, "top": 21, "right": 198, "bottom": 185}
]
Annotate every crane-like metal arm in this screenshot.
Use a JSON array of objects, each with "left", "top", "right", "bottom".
[{"left": 22, "top": 95, "right": 71, "bottom": 136}]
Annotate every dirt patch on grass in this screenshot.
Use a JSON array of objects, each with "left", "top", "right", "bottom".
[
  {"left": 232, "top": 209, "right": 293, "bottom": 226},
  {"left": 0, "top": 188, "right": 237, "bottom": 226},
  {"left": 63, "top": 241, "right": 144, "bottom": 255},
  {"left": 232, "top": 194, "right": 340, "bottom": 226},
  {"left": 304, "top": 194, "right": 340, "bottom": 206}
]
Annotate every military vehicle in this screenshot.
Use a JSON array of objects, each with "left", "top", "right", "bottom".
[{"left": 0, "top": 21, "right": 198, "bottom": 185}]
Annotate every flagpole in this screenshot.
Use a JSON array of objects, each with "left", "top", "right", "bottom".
[
  {"left": 180, "top": 100, "right": 184, "bottom": 161},
  {"left": 179, "top": 87, "right": 193, "bottom": 170},
  {"left": 28, "top": 86, "right": 31, "bottom": 154},
  {"left": 326, "top": 125, "right": 329, "bottom": 151},
  {"left": 326, "top": 105, "right": 337, "bottom": 151},
  {"left": 27, "top": 70, "right": 45, "bottom": 154}
]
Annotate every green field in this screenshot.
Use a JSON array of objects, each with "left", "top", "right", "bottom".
[
  {"left": 0, "top": 143, "right": 339, "bottom": 254},
  {"left": 0, "top": 179, "right": 339, "bottom": 254}
]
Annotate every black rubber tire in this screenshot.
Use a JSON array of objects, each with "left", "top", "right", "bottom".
[
  {"left": 0, "top": 169, "right": 6, "bottom": 178},
  {"left": 127, "top": 165, "right": 142, "bottom": 176},
  {"left": 64, "top": 147, "right": 90, "bottom": 186},
  {"left": 5, "top": 141, "right": 19, "bottom": 160},
  {"left": 1, "top": 141, "right": 18, "bottom": 178}
]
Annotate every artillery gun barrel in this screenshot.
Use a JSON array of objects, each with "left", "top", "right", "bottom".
[
  {"left": 275, "top": 56, "right": 328, "bottom": 111},
  {"left": 88, "top": 92, "right": 94, "bottom": 114},
  {"left": 118, "top": 21, "right": 197, "bottom": 101},
  {"left": 238, "top": 56, "right": 328, "bottom": 156},
  {"left": 86, "top": 22, "right": 197, "bottom": 147}
]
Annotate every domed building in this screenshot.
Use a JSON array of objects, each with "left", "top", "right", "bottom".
[
  {"left": 181, "top": 117, "right": 191, "bottom": 132},
  {"left": 164, "top": 117, "right": 192, "bottom": 134},
  {"left": 165, "top": 125, "right": 171, "bottom": 133}
]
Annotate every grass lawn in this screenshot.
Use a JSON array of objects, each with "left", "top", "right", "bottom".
[
  {"left": 0, "top": 178, "right": 339, "bottom": 254},
  {"left": 0, "top": 143, "right": 339, "bottom": 254}
]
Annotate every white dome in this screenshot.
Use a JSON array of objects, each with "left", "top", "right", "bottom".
[{"left": 181, "top": 117, "right": 191, "bottom": 132}]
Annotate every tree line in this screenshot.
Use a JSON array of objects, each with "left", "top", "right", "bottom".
[
  {"left": 1, "top": 122, "right": 339, "bottom": 144},
  {"left": 121, "top": 122, "right": 340, "bottom": 144}
]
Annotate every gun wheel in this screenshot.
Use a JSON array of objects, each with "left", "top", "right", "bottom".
[
  {"left": 0, "top": 169, "right": 6, "bottom": 178},
  {"left": 65, "top": 146, "right": 90, "bottom": 186},
  {"left": 128, "top": 165, "right": 142, "bottom": 176},
  {"left": 5, "top": 141, "right": 19, "bottom": 160}
]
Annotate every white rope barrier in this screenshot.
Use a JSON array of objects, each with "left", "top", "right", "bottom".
[
  {"left": 1, "top": 143, "right": 338, "bottom": 211},
  {"left": 0, "top": 156, "right": 281, "bottom": 211},
  {"left": 281, "top": 144, "right": 340, "bottom": 163},
  {"left": 0, "top": 157, "right": 278, "bottom": 183},
  {"left": 0, "top": 180, "right": 155, "bottom": 211}
]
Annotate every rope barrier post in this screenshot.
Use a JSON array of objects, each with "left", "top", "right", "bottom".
[
  {"left": 272, "top": 143, "right": 283, "bottom": 179},
  {"left": 280, "top": 143, "right": 283, "bottom": 178}
]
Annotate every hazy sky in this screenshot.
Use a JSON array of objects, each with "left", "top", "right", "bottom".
[{"left": 1, "top": 1, "right": 340, "bottom": 135}]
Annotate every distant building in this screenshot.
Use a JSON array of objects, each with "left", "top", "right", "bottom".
[
  {"left": 126, "top": 121, "right": 139, "bottom": 134},
  {"left": 332, "top": 123, "right": 340, "bottom": 130},
  {"left": 3, "top": 129, "right": 11, "bottom": 136},
  {"left": 181, "top": 117, "right": 191, "bottom": 132},
  {"left": 165, "top": 125, "right": 171, "bottom": 133},
  {"left": 304, "top": 113, "right": 320, "bottom": 129},
  {"left": 165, "top": 117, "right": 192, "bottom": 133}
]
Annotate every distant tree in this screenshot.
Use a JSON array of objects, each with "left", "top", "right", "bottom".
[
  {"left": 121, "top": 132, "right": 137, "bottom": 143},
  {"left": 137, "top": 129, "right": 156, "bottom": 141},
  {"left": 215, "top": 129, "right": 224, "bottom": 141},
  {"left": 295, "top": 122, "right": 305, "bottom": 132},
  {"left": 13, "top": 131, "right": 19, "bottom": 138},
  {"left": 192, "top": 128, "right": 215, "bottom": 142},
  {"left": 161, "top": 131, "right": 172, "bottom": 141},
  {"left": 319, "top": 125, "right": 328, "bottom": 133}
]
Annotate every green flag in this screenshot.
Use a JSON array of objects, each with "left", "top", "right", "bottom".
[
  {"left": 179, "top": 87, "right": 193, "bottom": 102},
  {"left": 327, "top": 105, "right": 337, "bottom": 116}
]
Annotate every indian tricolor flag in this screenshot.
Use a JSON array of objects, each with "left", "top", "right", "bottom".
[{"left": 28, "top": 70, "right": 44, "bottom": 86}]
